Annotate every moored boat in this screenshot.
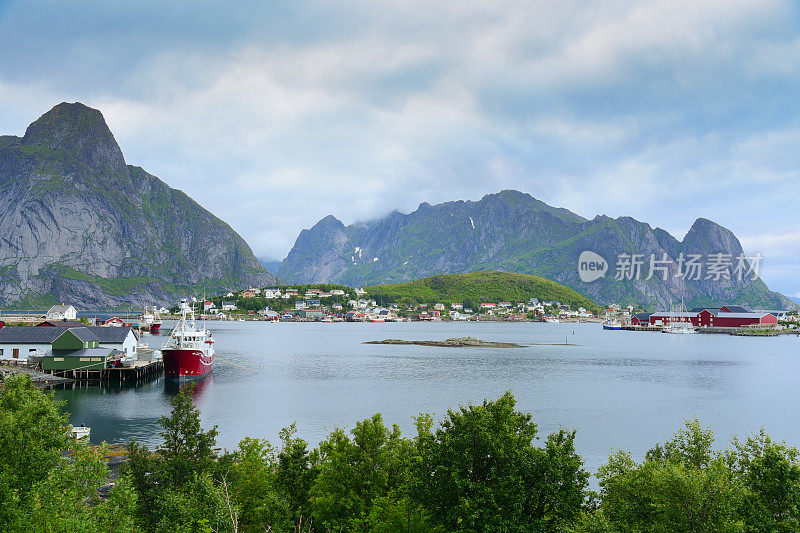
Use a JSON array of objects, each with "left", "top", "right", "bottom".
[
  {"left": 602, "top": 320, "right": 622, "bottom": 330},
  {"left": 141, "top": 306, "right": 162, "bottom": 334},
  {"left": 161, "top": 299, "right": 215, "bottom": 381},
  {"left": 662, "top": 322, "right": 697, "bottom": 334}
]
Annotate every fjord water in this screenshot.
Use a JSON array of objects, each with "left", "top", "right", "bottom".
[{"left": 55, "top": 322, "right": 800, "bottom": 476}]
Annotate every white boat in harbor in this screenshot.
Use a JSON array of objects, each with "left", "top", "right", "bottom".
[
  {"left": 663, "top": 321, "right": 696, "bottom": 334},
  {"left": 662, "top": 292, "right": 696, "bottom": 334}
]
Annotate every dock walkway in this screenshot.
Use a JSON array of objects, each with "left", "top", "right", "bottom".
[{"left": 55, "top": 359, "right": 164, "bottom": 384}]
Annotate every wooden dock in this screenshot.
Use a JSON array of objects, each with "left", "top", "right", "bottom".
[{"left": 47, "top": 359, "right": 163, "bottom": 384}]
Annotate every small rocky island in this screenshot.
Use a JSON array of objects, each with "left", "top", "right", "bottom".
[{"left": 365, "top": 336, "right": 523, "bottom": 348}]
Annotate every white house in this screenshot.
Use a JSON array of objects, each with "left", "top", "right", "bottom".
[
  {"left": 222, "top": 301, "right": 237, "bottom": 311},
  {"left": 263, "top": 288, "right": 282, "bottom": 299},
  {"left": 331, "top": 289, "right": 346, "bottom": 296},
  {"left": 87, "top": 326, "right": 138, "bottom": 359},
  {"left": 0, "top": 326, "right": 66, "bottom": 362},
  {"left": 46, "top": 304, "right": 77, "bottom": 321}
]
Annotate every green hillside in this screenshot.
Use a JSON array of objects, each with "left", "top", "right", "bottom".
[{"left": 366, "top": 271, "right": 601, "bottom": 313}]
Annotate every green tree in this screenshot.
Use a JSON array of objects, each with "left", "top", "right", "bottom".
[
  {"left": 157, "top": 384, "right": 219, "bottom": 485},
  {"left": 0, "top": 374, "right": 69, "bottom": 523},
  {"left": 728, "top": 429, "right": 800, "bottom": 531},
  {"left": 310, "top": 414, "right": 410, "bottom": 531},
  {"left": 26, "top": 443, "right": 139, "bottom": 532},
  {"left": 225, "top": 436, "right": 292, "bottom": 531},
  {"left": 412, "top": 391, "right": 589, "bottom": 532},
  {"left": 125, "top": 384, "right": 224, "bottom": 532},
  {"left": 598, "top": 418, "right": 744, "bottom": 532},
  {"left": 275, "top": 423, "right": 318, "bottom": 525}
]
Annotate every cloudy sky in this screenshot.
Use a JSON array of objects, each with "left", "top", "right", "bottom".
[{"left": 0, "top": 0, "right": 798, "bottom": 297}]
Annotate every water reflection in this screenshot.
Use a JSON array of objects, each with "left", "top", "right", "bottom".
[{"left": 164, "top": 372, "right": 214, "bottom": 397}]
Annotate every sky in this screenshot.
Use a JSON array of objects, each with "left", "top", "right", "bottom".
[{"left": 0, "top": 0, "right": 798, "bottom": 297}]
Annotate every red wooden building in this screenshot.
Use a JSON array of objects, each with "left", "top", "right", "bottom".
[{"left": 648, "top": 306, "right": 777, "bottom": 328}]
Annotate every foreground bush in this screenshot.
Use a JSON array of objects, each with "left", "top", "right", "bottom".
[{"left": 3, "top": 373, "right": 800, "bottom": 532}]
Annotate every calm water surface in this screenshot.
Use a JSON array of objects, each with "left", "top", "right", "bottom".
[{"left": 54, "top": 321, "right": 800, "bottom": 477}]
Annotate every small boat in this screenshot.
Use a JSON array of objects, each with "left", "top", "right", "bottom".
[
  {"left": 662, "top": 293, "right": 696, "bottom": 334},
  {"left": 69, "top": 424, "right": 91, "bottom": 440},
  {"left": 543, "top": 316, "right": 560, "bottom": 323},
  {"left": 321, "top": 317, "right": 333, "bottom": 323},
  {"left": 369, "top": 317, "right": 385, "bottom": 323},
  {"left": 602, "top": 320, "right": 622, "bottom": 330},
  {"left": 663, "top": 322, "right": 696, "bottom": 334},
  {"left": 161, "top": 299, "right": 215, "bottom": 381}
]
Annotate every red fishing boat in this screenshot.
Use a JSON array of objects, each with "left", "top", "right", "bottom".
[
  {"left": 161, "top": 299, "right": 214, "bottom": 380},
  {"left": 141, "top": 306, "right": 162, "bottom": 334}
]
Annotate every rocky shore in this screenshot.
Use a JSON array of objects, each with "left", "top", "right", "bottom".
[{"left": 0, "top": 364, "right": 73, "bottom": 386}]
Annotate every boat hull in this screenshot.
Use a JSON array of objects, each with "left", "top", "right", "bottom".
[
  {"left": 603, "top": 324, "right": 622, "bottom": 330},
  {"left": 162, "top": 348, "right": 213, "bottom": 380},
  {"left": 149, "top": 323, "right": 161, "bottom": 334}
]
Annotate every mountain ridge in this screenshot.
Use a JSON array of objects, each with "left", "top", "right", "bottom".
[
  {"left": 278, "top": 190, "right": 794, "bottom": 311},
  {"left": 0, "top": 102, "right": 276, "bottom": 309}
]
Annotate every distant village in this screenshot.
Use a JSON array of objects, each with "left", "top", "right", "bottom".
[
  {"left": 194, "top": 285, "right": 799, "bottom": 331},
  {"left": 195, "top": 285, "right": 597, "bottom": 323}
]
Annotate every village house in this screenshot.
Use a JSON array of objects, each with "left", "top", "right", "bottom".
[
  {"left": 0, "top": 325, "right": 129, "bottom": 366},
  {"left": 46, "top": 304, "right": 77, "bottom": 321},
  {"left": 434, "top": 303, "right": 445, "bottom": 311},
  {"left": 222, "top": 301, "right": 237, "bottom": 311},
  {"left": 283, "top": 289, "right": 299, "bottom": 299},
  {"left": 38, "top": 320, "right": 85, "bottom": 328},
  {"left": 0, "top": 326, "right": 70, "bottom": 362},
  {"left": 295, "top": 300, "right": 308, "bottom": 310},
  {"left": 295, "top": 309, "right": 323, "bottom": 319},
  {"left": 451, "top": 303, "right": 463, "bottom": 309},
  {"left": 86, "top": 326, "right": 138, "bottom": 358},
  {"left": 331, "top": 289, "right": 346, "bottom": 296},
  {"left": 241, "top": 289, "right": 258, "bottom": 298},
  {"left": 263, "top": 288, "right": 282, "bottom": 299},
  {"left": 480, "top": 303, "right": 496, "bottom": 309}
]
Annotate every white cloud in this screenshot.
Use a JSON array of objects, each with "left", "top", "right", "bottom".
[{"left": 0, "top": 0, "right": 799, "bottom": 296}]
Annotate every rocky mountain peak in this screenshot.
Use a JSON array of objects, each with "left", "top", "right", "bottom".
[
  {"left": 21, "top": 102, "right": 126, "bottom": 175},
  {"left": 0, "top": 103, "right": 275, "bottom": 308},
  {"left": 683, "top": 218, "right": 743, "bottom": 255}
]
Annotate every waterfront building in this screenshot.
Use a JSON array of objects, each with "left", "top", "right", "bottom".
[{"left": 46, "top": 304, "right": 77, "bottom": 321}]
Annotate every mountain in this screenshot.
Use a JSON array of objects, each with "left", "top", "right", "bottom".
[
  {"left": 366, "top": 271, "right": 601, "bottom": 313},
  {"left": 279, "top": 190, "right": 794, "bottom": 310},
  {"left": 0, "top": 102, "right": 276, "bottom": 309}
]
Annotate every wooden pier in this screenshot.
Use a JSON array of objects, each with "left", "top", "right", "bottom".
[{"left": 48, "top": 359, "right": 163, "bottom": 384}]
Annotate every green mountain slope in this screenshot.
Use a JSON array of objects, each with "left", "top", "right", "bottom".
[
  {"left": 0, "top": 102, "right": 276, "bottom": 308},
  {"left": 366, "top": 271, "right": 601, "bottom": 313},
  {"left": 280, "top": 190, "right": 794, "bottom": 311}
]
